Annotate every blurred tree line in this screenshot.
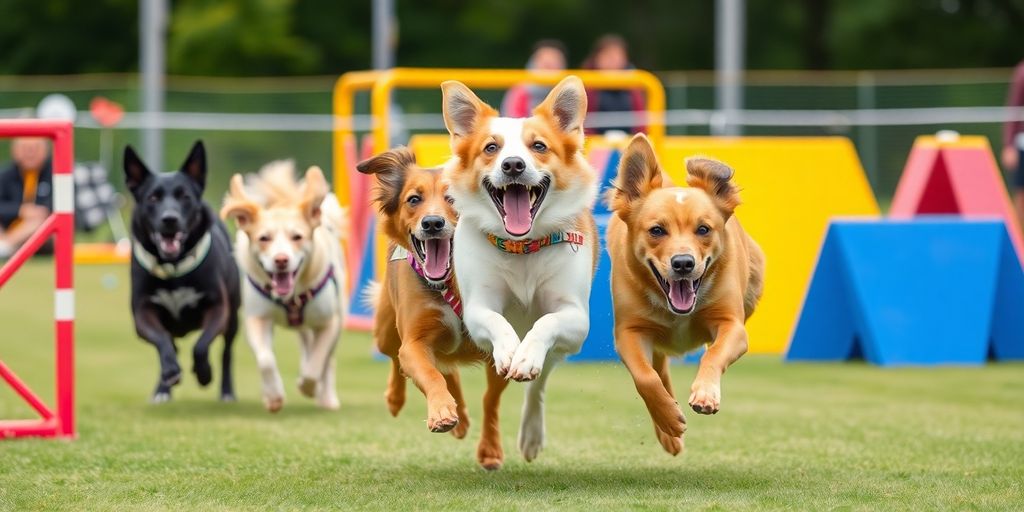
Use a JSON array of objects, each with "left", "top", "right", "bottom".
[{"left": 0, "top": 0, "right": 1021, "bottom": 75}]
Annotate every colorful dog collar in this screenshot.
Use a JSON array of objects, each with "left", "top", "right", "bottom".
[
  {"left": 486, "top": 231, "right": 584, "bottom": 255},
  {"left": 390, "top": 246, "right": 462, "bottom": 317}
]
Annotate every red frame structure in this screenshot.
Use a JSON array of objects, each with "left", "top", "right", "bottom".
[{"left": 0, "top": 119, "right": 75, "bottom": 439}]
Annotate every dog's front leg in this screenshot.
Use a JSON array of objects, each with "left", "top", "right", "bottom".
[
  {"left": 299, "top": 315, "right": 341, "bottom": 401},
  {"left": 689, "top": 319, "right": 747, "bottom": 415},
  {"left": 191, "top": 295, "right": 228, "bottom": 388},
  {"left": 133, "top": 305, "right": 181, "bottom": 403},
  {"left": 507, "top": 299, "right": 588, "bottom": 382},
  {"left": 244, "top": 315, "right": 285, "bottom": 412},
  {"left": 462, "top": 301, "right": 520, "bottom": 377},
  {"left": 615, "top": 325, "right": 687, "bottom": 441}
]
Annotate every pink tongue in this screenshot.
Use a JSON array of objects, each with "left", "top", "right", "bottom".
[
  {"left": 272, "top": 272, "right": 295, "bottom": 296},
  {"left": 160, "top": 237, "right": 181, "bottom": 256},
  {"left": 668, "top": 279, "right": 696, "bottom": 312},
  {"left": 502, "top": 185, "right": 533, "bottom": 236},
  {"left": 423, "top": 238, "right": 451, "bottom": 280}
]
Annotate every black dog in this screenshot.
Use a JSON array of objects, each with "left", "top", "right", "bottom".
[{"left": 124, "top": 141, "right": 241, "bottom": 403}]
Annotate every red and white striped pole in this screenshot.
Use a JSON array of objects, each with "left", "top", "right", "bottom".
[{"left": 0, "top": 119, "right": 75, "bottom": 439}]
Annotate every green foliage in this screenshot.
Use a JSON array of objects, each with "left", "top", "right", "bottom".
[
  {"left": 168, "top": 0, "right": 320, "bottom": 75},
  {"left": 1, "top": 0, "right": 1023, "bottom": 75}
]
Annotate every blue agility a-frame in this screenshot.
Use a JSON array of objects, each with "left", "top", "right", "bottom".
[{"left": 787, "top": 218, "right": 1024, "bottom": 365}]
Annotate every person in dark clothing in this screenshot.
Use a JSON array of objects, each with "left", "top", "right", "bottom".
[
  {"left": 0, "top": 137, "right": 53, "bottom": 258},
  {"left": 1002, "top": 60, "right": 1024, "bottom": 227},
  {"left": 581, "top": 34, "right": 646, "bottom": 135}
]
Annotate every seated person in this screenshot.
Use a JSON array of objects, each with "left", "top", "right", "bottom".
[
  {"left": 0, "top": 137, "right": 53, "bottom": 258},
  {"left": 501, "top": 40, "right": 568, "bottom": 118}
]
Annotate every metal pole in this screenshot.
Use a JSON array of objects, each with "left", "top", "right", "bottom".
[
  {"left": 140, "top": 0, "right": 167, "bottom": 167},
  {"left": 715, "top": 0, "right": 745, "bottom": 136},
  {"left": 372, "top": 0, "right": 394, "bottom": 69}
]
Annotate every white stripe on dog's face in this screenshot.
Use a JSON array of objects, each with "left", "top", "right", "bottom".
[
  {"left": 487, "top": 117, "right": 545, "bottom": 188},
  {"left": 250, "top": 209, "right": 313, "bottom": 275}
]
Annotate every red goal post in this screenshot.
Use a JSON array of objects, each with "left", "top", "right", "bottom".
[{"left": 0, "top": 119, "right": 75, "bottom": 439}]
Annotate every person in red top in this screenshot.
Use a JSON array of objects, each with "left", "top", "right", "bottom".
[
  {"left": 1002, "top": 60, "right": 1024, "bottom": 225},
  {"left": 501, "top": 40, "right": 568, "bottom": 118}
]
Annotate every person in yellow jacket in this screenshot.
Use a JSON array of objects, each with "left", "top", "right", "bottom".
[{"left": 0, "top": 137, "right": 52, "bottom": 258}]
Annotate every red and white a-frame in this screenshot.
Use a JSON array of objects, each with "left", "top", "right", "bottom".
[{"left": 0, "top": 119, "right": 75, "bottom": 439}]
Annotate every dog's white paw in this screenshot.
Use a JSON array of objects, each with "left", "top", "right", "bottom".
[
  {"left": 508, "top": 340, "right": 547, "bottom": 382},
  {"left": 518, "top": 408, "right": 545, "bottom": 462},
  {"left": 150, "top": 391, "right": 171, "bottom": 404},
  {"left": 491, "top": 338, "right": 518, "bottom": 377},
  {"left": 263, "top": 394, "right": 284, "bottom": 413}
]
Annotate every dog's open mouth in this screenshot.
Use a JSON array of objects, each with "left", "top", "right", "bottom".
[
  {"left": 410, "top": 233, "right": 453, "bottom": 282},
  {"left": 269, "top": 269, "right": 299, "bottom": 296},
  {"left": 153, "top": 232, "right": 185, "bottom": 259},
  {"left": 484, "top": 176, "right": 551, "bottom": 237},
  {"left": 648, "top": 260, "right": 703, "bottom": 315}
]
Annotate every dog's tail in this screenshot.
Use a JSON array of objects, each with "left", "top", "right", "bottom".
[{"left": 361, "top": 280, "right": 382, "bottom": 313}]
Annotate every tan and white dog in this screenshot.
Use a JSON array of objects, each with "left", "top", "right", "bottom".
[
  {"left": 221, "top": 162, "right": 347, "bottom": 413},
  {"left": 606, "top": 134, "right": 764, "bottom": 455},
  {"left": 440, "top": 76, "right": 598, "bottom": 462}
]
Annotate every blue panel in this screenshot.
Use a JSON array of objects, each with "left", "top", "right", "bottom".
[
  {"left": 572, "top": 213, "right": 617, "bottom": 361},
  {"left": 786, "top": 225, "right": 859, "bottom": 361},
  {"left": 837, "top": 219, "right": 1000, "bottom": 365},
  {"left": 347, "top": 219, "right": 377, "bottom": 319},
  {"left": 990, "top": 225, "right": 1024, "bottom": 360},
  {"left": 592, "top": 149, "right": 621, "bottom": 216}
]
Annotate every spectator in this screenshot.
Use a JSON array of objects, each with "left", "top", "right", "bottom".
[
  {"left": 1002, "top": 59, "right": 1024, "bottom": 226},
  {"left": 0, "top": 137, "right": 53, "bottom": 258},
  {"left": 501, "top": 39, "right": 568, "bottom": 118},
  {"left": 582, "top": 34, "right": 646, "bottom": 135}
]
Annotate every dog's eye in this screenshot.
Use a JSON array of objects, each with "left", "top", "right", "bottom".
[
  {"left": 291, "top": 233, "right": 302, "bottom": 242},
  {"left": 696, "top": 225, "right": 711, "bottom": 236},
  {"left": 147, "top": 193, "right": 159, "bottom": 203},
  {"left": 258, "top": 234, "right": 271, "bottom": 243},
  {"left": 483, "top": 142, "right": 499, "bottom": 154},
  {"left": 531, "top": 141, "right": 547, "bottom": 153},
  {"left": 407, "top": 195, "right": 421, "bottom": 205},
  {"left": 444, "top": 195, "right": 455, "bottom": 205},
  {"left": 648, "top": 226, "right": 667, "bottom": 237}
]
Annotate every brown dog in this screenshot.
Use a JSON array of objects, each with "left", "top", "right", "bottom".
[
  {"left": 606, "top": 134, "right": 765, "bottom": 455},
  {"left": 357, "top": 147, "right": 511, "bottom": 470}
]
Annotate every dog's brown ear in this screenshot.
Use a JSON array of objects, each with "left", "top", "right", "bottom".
[
  {"left": 608, "top": 134, "right": 663, "bottom": 216},
  {"left": 534, "top": 75, "right": 587, "bottom": 142},
  {"left": 301, "top": 166, "right": 329, "bottom": 227},
  {"left": 686, "top": 157, "right": 740, "bottom": 217},
  {"left": 440, "top": 81, "right": 495, "bottom": 140},
  {"left": 356, "top": 147, "right": 416, "bottom": 214},
  {"left": 220, "top": 174, "right": 260, "bottom": 229}
]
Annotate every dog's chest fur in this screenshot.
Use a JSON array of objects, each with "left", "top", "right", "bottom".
[{"left": 150, "top": 287, "right": 205, "bottom": 320}]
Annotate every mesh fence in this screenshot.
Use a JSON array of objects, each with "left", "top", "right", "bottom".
[{"left": 0, "top": 69, "right": 1016, "bottom": 240}]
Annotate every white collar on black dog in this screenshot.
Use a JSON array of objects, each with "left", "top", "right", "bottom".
[{"left": 133, "top": 232, "right": 212, "bottom": 279}]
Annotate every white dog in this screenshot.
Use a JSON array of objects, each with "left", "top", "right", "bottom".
[
  {"left": 221, "top": 161, "right": 347, "bottom": 412},
  {"left": 440, "top": 76, "right": 598, "bottom": 461}
]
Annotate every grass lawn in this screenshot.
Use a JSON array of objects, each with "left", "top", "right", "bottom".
[{"left": 1, "top": 260, "right": 1022, "bottom": 511}]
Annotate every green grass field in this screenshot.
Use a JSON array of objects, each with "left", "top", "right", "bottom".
[{"left": 1, "top": 261, "right": 1022, "bottom": 511}]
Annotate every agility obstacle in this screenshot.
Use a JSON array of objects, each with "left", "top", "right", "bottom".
[
  {"left": 0, "top": 119, "right": 76, "bottom": 439},
  {"left": 890, "top": 134, "right": 1024, "bottom": 266},
  {"left": 787, "top": 218, "right": 1024, "bottom": 365},
  {"left": 333, "top": 68, "right": 666, "bottom": 332}
]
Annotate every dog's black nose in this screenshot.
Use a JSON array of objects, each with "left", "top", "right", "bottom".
[
  {"left": 671, "top": 255, "right": 696, "bottom": 275},
  {"left": 500, "top": 156, "right": 526, "bottom": 176},
  {"left": 160, "top": 214, "right": 180, "bottom": 229},
  {"left": 421, "top": 215, "right": 445, "bottom": 234}
]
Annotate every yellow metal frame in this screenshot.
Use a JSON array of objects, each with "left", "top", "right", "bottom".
[{"left": 331, "top": 68, "right": 666, "bottom": 206}]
